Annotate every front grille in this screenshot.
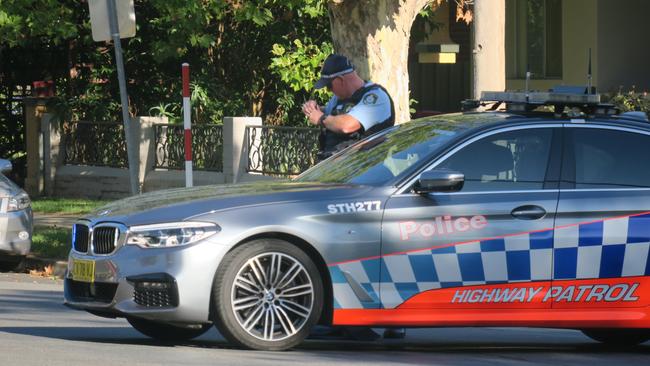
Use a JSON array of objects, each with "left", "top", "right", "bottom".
[
  {"left": 66, "top": 279, "right": 118, "bottom": 303},
  {"left": 129, "top": 274, "right": 179, "bottom": 308},
  {"left": 93, "top": 226, "right": 118, "bottom": 254},
  {"left": 133, "top": 283, "right": 179, "bottom": 308},
  {"left": 73, "top": 224, "right": 90, "bottom": 253}
]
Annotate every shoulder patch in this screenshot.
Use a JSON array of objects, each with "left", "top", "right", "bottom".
[{"left": 363, "top": 93, "right": 378, "bottom": 105}]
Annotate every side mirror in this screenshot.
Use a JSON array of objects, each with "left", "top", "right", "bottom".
[
  {"left": 414, "top": 169, "right": 464, "bottom": 194},
  {"left": 0, "top": 159, "right": 12, "bottom": 175}
]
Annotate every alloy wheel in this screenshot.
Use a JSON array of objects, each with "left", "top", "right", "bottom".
[{"left": 230, "top": 252, "right": 314, "bottom": 342}]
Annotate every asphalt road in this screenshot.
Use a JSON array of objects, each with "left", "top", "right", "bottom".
[{"left": 1, "top": 273, "right": 649, "bottom": 366}]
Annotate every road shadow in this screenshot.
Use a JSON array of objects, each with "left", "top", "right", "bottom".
[
  {"left": 1, "top": 287, "right": 649, "bottom": 363},
  {"left": 1, "top": 325, "right": 649, "bottom": 355},
  {"left": 0, "top": 289, "right": 67, "bottom": 315}
]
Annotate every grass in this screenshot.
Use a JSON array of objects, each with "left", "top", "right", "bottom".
[
  {"left": 31, "top": 227, "right": 71, "bottom": 260},
  {"left": 30, "top": 197, "right": 109, "bottom": 259},
  {"left": 31, "top": 197, "right": 110, "bottom": 215}
]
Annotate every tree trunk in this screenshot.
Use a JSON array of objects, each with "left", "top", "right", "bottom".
[
  {"left": 328, "top": 0, "right": 434, "bottom": 124},
  {"left": 472, "top": 0, "right": 506, "bottom": 99}
]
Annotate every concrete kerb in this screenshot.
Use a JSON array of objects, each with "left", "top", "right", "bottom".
[{"left": 25, "top": 255, "right": 68, "bottom": 278}]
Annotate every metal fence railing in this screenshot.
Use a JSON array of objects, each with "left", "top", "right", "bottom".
[
  {"left": 63, "top": 121, "right": 128, "bottom": 168},
  {"left": 154, "top": 123, "right": 223, "bottom": 171},
  {"left": 246, "top": 125, "right": 319, "bottom": 176},
  {"left": 63, "top": 121, "right": 316, "bottom": 176}
]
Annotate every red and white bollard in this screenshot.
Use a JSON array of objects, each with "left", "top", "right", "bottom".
[{"left": 182, "top": 63, "right": 193, "bottom": 187}]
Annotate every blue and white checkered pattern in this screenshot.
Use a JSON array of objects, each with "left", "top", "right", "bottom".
[
  {"left": 554, "top": 214, "right": 650, "bottom": 280},
  {"left": 329, "top": 213, "right": 650, "bottom": 309}
]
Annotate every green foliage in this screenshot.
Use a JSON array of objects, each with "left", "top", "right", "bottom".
[
  {"left": 411, "top": 2, "right": 444, "bottom": 45},
  {"left": 131, "top": 0, "right": 331, "bottom": 126},
  {"left": 0, "top": 0, "right": 80, "bottom": 47},
  {"left": 409, "top": 98, "right": 419, "bottom": 115},
  {"left": 31, "top": 197, "right": 110, "bottom": 214},
  {"left": 1, "top": 0, "right": 332, "bottom": 135},
  {"left": 269, "top": 37, "right": 333, "bottom": 125},
  {"left": 32, "top": 227, "right": 71, "bottom": 260},
  {"left": 270, "top": 39, "right": 332, "bottom": 95},
  {"left": 608, "top": 89, "right": 650, "bottom": 113},
  {"left": 149, "top": 103, "right": 180, "bottom": 122},
  {"left": 1, "top": 0, "right": 88, "bottom": 164}
]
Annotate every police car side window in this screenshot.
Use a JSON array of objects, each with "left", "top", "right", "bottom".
[
  {"left": 570, "top": 128, "right": 650, "bottom": 189},
  {"left": 437, "top": 129, "right": 553, "bottom": 192}
]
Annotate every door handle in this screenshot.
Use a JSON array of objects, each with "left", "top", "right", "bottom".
[{"left": 511, "top": 205, "right": 546, "bottom": 220}]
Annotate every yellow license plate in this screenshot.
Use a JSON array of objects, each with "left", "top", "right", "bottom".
[{"left": 71, "top": 258, "right": 95, "bottom": 283}]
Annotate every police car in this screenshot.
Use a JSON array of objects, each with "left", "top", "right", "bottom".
[{"left": 64, "top": 90, "right": 650, "bottom": 350}]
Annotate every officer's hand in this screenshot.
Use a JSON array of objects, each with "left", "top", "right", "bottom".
[
  {"left": 302, "top": 100, "right": 323, "bottom": 125},
  {"left": 301, "top": 100, "right": 319, "bottom": 115},
  {"left": 307, "top": 110, "right": 324, "bottom": 126}
]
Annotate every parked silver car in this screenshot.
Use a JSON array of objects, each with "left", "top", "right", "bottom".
[{"left": 0, "top": 159, "right": 32, "bottom": 272}]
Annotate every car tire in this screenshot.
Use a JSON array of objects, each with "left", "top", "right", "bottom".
[
  {"left": 212, "top": 239, "right": 324, "bottom": 351},
  {"left": 0, "top": 255, "right": 26, "bottom": 273},
  {"left": 581, "top": 329, "right": 650, "bottom": 346},
  {"left": 127, "top": 317, "right": 211, "bottom": 342}
]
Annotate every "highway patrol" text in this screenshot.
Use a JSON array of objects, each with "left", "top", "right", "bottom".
[{"left": 451, "top": 283, "right": 639, "bottom": 303}]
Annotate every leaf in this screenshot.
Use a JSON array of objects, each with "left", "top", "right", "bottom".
[
  {"left": 271, "top": 43, "right": 286, "bottom": 56},
  {"left": 456, "top": 0, "right": 474, "bottom": 25},
  {"left": 29, "top": 264, "right": 56, "bottom": 278}
]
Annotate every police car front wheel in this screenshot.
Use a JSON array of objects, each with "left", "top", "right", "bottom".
[
  {"left": 581, "top": 328, "right": 650, "bottom": 346},
  {"left": 212, "top": 239, "right": 324, "bottom": 351}
]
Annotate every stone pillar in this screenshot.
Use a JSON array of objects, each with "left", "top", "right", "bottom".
[
  {"left": 41, "top": 113, "right": 63, "bottom": 196},
  {"left": 222, "top": 117, "right": 262, "bottom": 184},
  {"left": 131, "top": 116, "right": 161, "bottom": 191},
  {"left": 472, "top": 0, "right": 506, "bottom": 99},
  {"left": 23, "top": 97, "right": 51, "bottom": 196}
]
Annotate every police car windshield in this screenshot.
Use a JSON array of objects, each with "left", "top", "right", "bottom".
[{"left": 297, "top": 115, "right": 477, "bottom": 185}]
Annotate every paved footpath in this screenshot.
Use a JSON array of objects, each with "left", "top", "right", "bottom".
[{"left": 33, "top": 213, "right": 77, "bottom": 228}]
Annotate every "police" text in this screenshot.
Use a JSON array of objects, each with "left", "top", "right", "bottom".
[{"left": 399, "top": 215, "right": 488, "bottom": 240}]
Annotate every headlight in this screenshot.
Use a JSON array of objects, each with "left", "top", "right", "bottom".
[
  {"left": 126, "top": 222, "right": 220, "bottom": 248},
  {"left": 7, "top": 192, "right": 31, "bottom": 212}
]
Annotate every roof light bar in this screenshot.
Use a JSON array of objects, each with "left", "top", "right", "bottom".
[{"left": 480, "top": 91, "right": 601, "bottom": 105}]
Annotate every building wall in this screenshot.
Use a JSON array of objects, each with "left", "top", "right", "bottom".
[
  {"left": 597, "top": 0, "right": 650, "bottom": 92},
  {"left": 562, "top": 0, "right": 598, "bottom": 88},
  {"left": 507, "top": 0, "right": 650, "bottom": 94},
  {"left": 507, "top": 0, "right": 598, "bottom": 91}
]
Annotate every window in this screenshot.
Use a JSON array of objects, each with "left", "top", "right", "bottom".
[
  {"left": 567, "top": 128, "right": 650, "bottom": 189},
  {"left": 506, "top": 0, "right": 562, "bottom": 79},
  {"left": 437, "top": 128, "right": 553, "bottom": 191},
  {"left": 297, "top": 120, "right": 462, "bottom": 186}
]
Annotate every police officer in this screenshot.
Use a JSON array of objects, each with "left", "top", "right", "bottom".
[
  {"left": 302, "top": 54, "right": 404, "bottom": 340},
  {"left": 302, "top": 54, "right": 395, "bottom": 161}
]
